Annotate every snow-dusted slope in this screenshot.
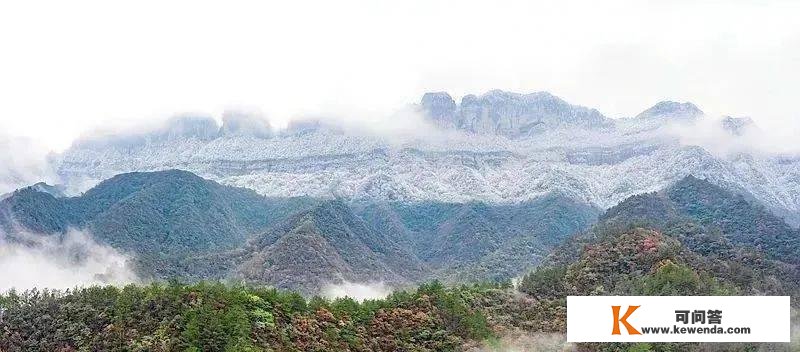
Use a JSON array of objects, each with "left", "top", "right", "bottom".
[{"left": 55, "top": 91, "right": 800, "bottom": 225}]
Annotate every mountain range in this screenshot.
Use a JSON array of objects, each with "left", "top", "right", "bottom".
[
  {"left": 2, "top": 168, "right": 797, "bottom": 351},
  {"left": 3, "top": 167, "right": 797, "bottom": 295},
  {"left": 0, "top": 169, "right": 600, "bottom": 292},
  {"left": 1, "top": 89, "right": 799, "bottom": 294},
  {"left": 52, "top": 90, "right": 800, "bottom": 228},
  {"left": 522, "top": 175, "right": 800, "bottom": 305}
]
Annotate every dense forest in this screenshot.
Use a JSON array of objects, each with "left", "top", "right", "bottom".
[
  {"left": 0, "top": 281, "right": 515, "bottom": 351},
  {"left": 1, "top": 278, "right": 796, "bottom": 352},
  {"left": 2, "top": 174, "right": 798, "bottom": 350},
  {"left": 0, "top": 170, "right": 599, "bottom": 293}
]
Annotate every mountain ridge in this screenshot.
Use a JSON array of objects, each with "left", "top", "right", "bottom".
[
  {"left": 0, "top": 169, "right": 318, "bottom": 276},
  {"left": 521, "top": 175, "right": 800, "bottom": 306},
  {"left": 1, "top": 169, "right": 601, "bottom": 292},
  {"left": 53, "top": 90, "right": 800, "bottom": 228},
  {"left": 420, "top": 90, "right": 612, "bottom": 136}
]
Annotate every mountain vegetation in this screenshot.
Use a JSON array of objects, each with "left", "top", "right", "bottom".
[
  {"left": 0, "top": 170, "right": 599, "bottom": 292},
  {"left": 517, "top": 175, "right": 800, "bottom": 351},
  {"left": 1, "top": 173, "right": 798, "bottom": 351},
  {"left": 522, "top": 175, "right": 800, "bottom": 299},
  {"left": 357, "top": 195, "right": 599, "bottom": 282},
  {"left": 173, "top": 193, "right": 598, "bottom": 293},
  {"left": 0, "top": 281, "right": 506, "bottom": 352},
  {"left": 0, "top": 170, "right": 317, "bottom": 277},
  {"left": 186, "top": 200, "right": 427, "bottom": 294},
  {"left": 55, "top": 90, "right": 800, "bottom": 229},
  {"left": 600, "top": 175, "right": 800, "bottom": 265}
]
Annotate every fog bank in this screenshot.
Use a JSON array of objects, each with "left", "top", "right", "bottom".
[
  {"left": 0, "top": 134, "right": 56, "bottom": 195},
  {"left": 321, "top": 281, "right": 391, "bottom": 301},
  {"left": 0, "top": 229, "right": 139, "bottom": 291}
]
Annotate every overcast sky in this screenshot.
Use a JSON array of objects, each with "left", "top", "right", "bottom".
[{"left": 1, "top": 0, "right": 799, "bottom": 151}]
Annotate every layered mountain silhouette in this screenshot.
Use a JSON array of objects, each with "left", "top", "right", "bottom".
[
  {"left": 0, "top": 170, "right": 315, "bottom": 275},
  {"left": 523, "top": 175, "right": 800, "bottom": 300},
  {"left": 218, "top": 200, "right": 427, "bottom": 293},
  {"left": 1, "top": 170, "right": 603, "bottom": 291},
  {"left": 6, "top": 169, "right": 797, "bottom": 293},
  {"left": 6, "top": 165, "right": 798, "bottom": 295},
  {"left": 54, "top": 90, "right": 800, "bottom": 231},
  {"left": 361, "top": 196, "right": 600, "bottom": 282},
  {"left": 600, "top": 175, "right": 800, "bottom": 264}
]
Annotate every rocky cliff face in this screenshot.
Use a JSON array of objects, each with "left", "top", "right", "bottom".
[
  {"left": 53, "top": 90, "right": 800, "bottom": 226},
  {"left": 420, "top": 90, "right": 611, "bottom": 136}
]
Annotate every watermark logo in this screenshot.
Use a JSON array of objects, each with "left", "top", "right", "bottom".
[
  {"left": 568, "top": 296, "right": 790, "bottom": 342},
  {"left": 611, "top": 305, "right": 641, "bottom": 335}
]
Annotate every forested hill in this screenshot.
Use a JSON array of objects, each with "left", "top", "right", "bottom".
[
  {"left": 0, "top": 170, "right": 317, "bottom": 276},
  {"left": 0, "top": 169, "right": 599, "bottom": 292},
  {"left": 600, "top": 174, "right": 800, "bottom": 264},
  {"left": 1, "top": 170, "right": 314, "bottom": 246},
  {"left": 1, "top": 175, "right": 798, "bottom": 351},
  {"left": 511, "top": 175, "right": 800, "bottom": 350},
  {"left": 522, "top": 174, "right": 800, "bottom": 301},
  {"left": 184, "top": 200, "right": 429, "bottom": 293},
  {"left": 0, "top": 282, "right": 506, "bottom": 351}
]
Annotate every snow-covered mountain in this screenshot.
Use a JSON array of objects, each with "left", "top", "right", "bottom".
[
  {"left": 634, "top": 100, "right": 703, "bottom": 121},
  {"left": 54, "top": 90, "right": 800, "bottom": 226},
  {"left": 421, "top": 90, "right": 612, "bottom": 135}
]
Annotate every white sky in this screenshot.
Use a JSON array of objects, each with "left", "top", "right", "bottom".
[{"left": 1, "top": 0, "right": 799, "bottom": 151}]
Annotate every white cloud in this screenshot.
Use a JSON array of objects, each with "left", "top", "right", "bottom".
[
  {"left": 1, "top": 0, "right": 799, "bottom": 151},
  {"left": 666, "top": 115, "right": 800, "bottom": 157},
  {"left": 0, "top": 229, "right": 139, "bottom": 291},
  {"left": 0, "top": 134, "right": 57, "bottom": 195},
  {"left": 321, "top": 281, "right": 392, "bottom": 301},
  {"left": 468, "top": 331, "right": 572, "bottom": 352}
]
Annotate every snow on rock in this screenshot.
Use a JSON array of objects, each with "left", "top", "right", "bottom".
[
  {"left": 635, "top": 101, "right": 704, "bottom": 121},
  {"left": 54, "top": 91, "right": 800, "bottom": 225}
]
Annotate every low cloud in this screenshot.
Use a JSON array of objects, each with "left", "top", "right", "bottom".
[
  {"left": 282, "top": 104, "right": 453, "bottom": 144},
  {"left": 0, "top": 228, "right": 139, "bottom": 291},
  {"left": 70, "top": 104, "right": 455, "bottom": 150},
  {"left": 0, "top": 134, "right": 57, "bottom": 195},
  {"left": 666, "top": 116, "right": 800, "bottom": 157},
  {"left": 321, "top": 281, "right": 392, "bottom": 301},
  {"left": 467, "top": 331, "right": 573, "bottom": 352}
]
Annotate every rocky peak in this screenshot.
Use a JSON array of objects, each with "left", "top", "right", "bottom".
[
  {"left": 420, "top": 90, "right": 610, "bottom": 136},
  {"left": 420, "top": 92, "right": 457, "bottom": 121},
  {"left": 219, "top": 111, "right": 272, "bottom": 138},
  {"left": 635, "top": 101, "right": 703, "bottom": 120}
]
